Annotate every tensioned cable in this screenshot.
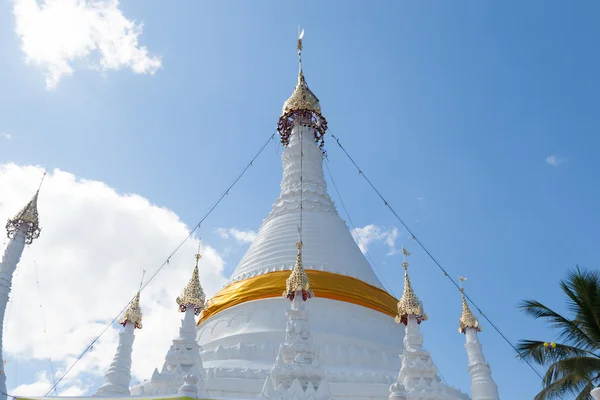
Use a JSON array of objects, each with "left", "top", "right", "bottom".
[
  {"left": 323, "top": 158, "right": 395, "bottom": 296},
  {"left": 0, "top": 389, "right": 18, "bottom": 400},
  {"left": 328, "top": 132, "right": 552, "bottom": 389},
  {"left": 44, "top": 131, "right": 277, "bottom": 396},
  {"left": 326, "top": 157, "right": 453, "bottom": 386}
]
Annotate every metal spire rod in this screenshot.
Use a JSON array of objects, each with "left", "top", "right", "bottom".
[
  {"left": 297, "top": 26, "right": 304, "bottom": 74},
  {"left": 298, "top": 28, "right": 305, "bottom": 245},
  {"left": 37, "top": 172, "right": 47, "bottom": 192}
]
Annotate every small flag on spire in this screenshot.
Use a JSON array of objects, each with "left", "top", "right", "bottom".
[
  {"left": 402, "top": 247, "right": 411, "bottom": 256},
  {"left": 459, "top": 276, "right": 467, "bottom": 282}
]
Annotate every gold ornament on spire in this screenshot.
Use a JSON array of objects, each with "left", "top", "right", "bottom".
[
  {"left": 458, "top": 276, "right": 481, "bottom": 333},
  {"left": 277, "top": 28, "right": 327, "bottom": 148},
  {"left": 281, "top": 28, "right": 321, "bottom": 116},
  {"left": 176, "top": 246, "right": 207, "bottom": 315},
  {"left": 284, "top": 240, "right": 313, "bottom": 301},
  {"left": 395, "top": 248, "right": 427, "bottom": 325},
  {"left": 120, "top": 291, "right": 143, "bottom": 329},
  {"left": 6, "top": 173, "right": 45, "bottom": 244}
]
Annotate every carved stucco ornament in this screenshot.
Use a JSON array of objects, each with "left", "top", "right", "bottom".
[
  {"left": 284, "top": 241, "right": 313, "bottom": 301},
  {"left": 120, "top": 291, "right": 143, "bottom": 329},
  {"left": 176, "top": 253, "right": 207, "bottom": 315},
  {"left": 6, "top": 190, "right": 41, "bottom": 244},
  {"left": 395, "top": 258, "right": 428, "bottom": 325},
  {"left": 459, "top": 289, "right": 481, "bottom": 333}
]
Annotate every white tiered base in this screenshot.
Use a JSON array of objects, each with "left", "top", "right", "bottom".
[{"left": 197, "top": 297, "right": 403, "bottom": 399}]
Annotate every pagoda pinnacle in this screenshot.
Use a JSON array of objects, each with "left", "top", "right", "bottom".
[
  {"left": 278, "top": 28, "right": 328, "bottom": 148},
  {"left": 458, "top": 277, "right": 500, "bottom": 400},
  {"left": 96, "top": 288, "right": 142, "bottom": 396},
  {"left": 394, "top": 248, "right": 427, "bottom": 325},
  {"left": 458, "top": 277, "right": 481, "bottom": 334},
  {"left": 6, "top": 174, "right": 45, "bottom": 245},
  {"left": 176, "top": 245, "right": 206, "bottom": 315},
  {"left": 281, "top": 29, "right": 321, "bottom": 117},
  {"left": 120, "top": 291, "right": 143, "bottom": 329},
  {"left": 283, "top": 239, "right": 313, "bottom": 301}
]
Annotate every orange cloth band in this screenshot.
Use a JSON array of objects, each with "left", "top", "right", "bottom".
[{"left": 199, "top": 270, "right": 398, "bottom": 324}]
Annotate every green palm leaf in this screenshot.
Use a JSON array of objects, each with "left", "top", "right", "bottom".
[{"left": 518, "top": 267, "right": 600, "bottom": 399}]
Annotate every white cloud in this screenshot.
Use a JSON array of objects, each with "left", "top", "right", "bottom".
[
  {"left": 1, "top": 132, "right": 12, "bottom": 140},
  {"left": 546, "top": 155, "right": 568, "bottom": 167},
  {"left": 351, "top": 224, "right": 399, "bottom": 256},
  {"left": 12, "top": 371, "right": 88, "bottom": 397},
  {"left": 12, "top": 0, "right": 162, "bottom": 89},
  {"left": 0, "top": 164, "right": 227, "bottom": 395},
  {"left": 216, "top": 227, "right": 257, "bottom": 244}
]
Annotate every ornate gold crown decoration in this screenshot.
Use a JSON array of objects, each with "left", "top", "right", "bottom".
[
  {"left": 283, "top": 241, "right": 313, "bottom": 301},
  {"left": 395, "top": 248, "right": 428, "bottom": 325},
  {"left": 120, "top": 291, "right": 143, "bottom": 329},
  {"left": 176, "top": 251, "right": 207, "bottom": 315},
  {"left": 277, "top": 29, "right": 328, "bottom": 148},
  {"left": 282, "top": 72, "right": 322, "bottom": 116},
  {"left": 6, "top": 175, "right": 45, "bottom": 244},
  {"left": 458, "top": 276, "right": 481, "bottom": 333}
]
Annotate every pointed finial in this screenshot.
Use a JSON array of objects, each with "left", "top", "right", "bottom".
[
  {"left": 458, "top": 276, "right": 481, "bottom": 333},
  {"left": 120, "top": 290, "right": 143, "bottom": 329},
  {"left": 6, "top": 172, "right": 46, "bottom": 244},
  {"left": 284, "top": 236, "right": 312, "bottom": 301},
  {"left": 280, "top": 27, "right": 322, "bottom": 117},
  {"left": 278, "top": 28, "right": 328, "bottom": 148},
  {"left": 395, "top": 247, "right": 427, "bottom": 325},
  {"left": 176, "top": 241, "right": 207, "bottom": 315},
  {"left": 297, "top": 27, "right": 305, "bottom": 75}
]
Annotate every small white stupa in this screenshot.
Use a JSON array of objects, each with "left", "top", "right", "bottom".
[
  {"left": 95, "top": 291, "right": 143, "bottom": 396},
  {"left": 389, "top": 249, "right": 468, "bottom": 400},
  {"left": 131, "top": 251, "right": 207, "bottom": 397},
  {"left": 458, "top": 278, "right": 500, "bottom": 400},
  {"left": 258, "top": 239, "right": 332, "bottom": 400},
  {"left": 0, "top": 184, "right": 42, "bottom": 400}
]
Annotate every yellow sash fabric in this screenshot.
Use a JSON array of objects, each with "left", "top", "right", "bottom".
[{"left": 199, "top": 270, "right": 398, "bottom": 324}]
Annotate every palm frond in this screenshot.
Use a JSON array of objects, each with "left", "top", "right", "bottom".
[
  {"left": 518, "top": 299, "right": 597, "bottom": 351},
  {"left": 519, "top": 267, "right": 600, "bottom": 400},
  {"left": 516, "top": 340, "right": 591, "bottom": 364},
  {"left": 534, "top": 372, "right": 594, "bottom": 400},
  {"left": 561, "top": 267, "right": 600, "bottom": 346}
]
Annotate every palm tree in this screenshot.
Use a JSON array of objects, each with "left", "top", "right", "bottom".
[{"left": 517, "top": 267, "right": 600, "bottom": 400}]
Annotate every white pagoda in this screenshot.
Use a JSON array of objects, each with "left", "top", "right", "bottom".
[{"left": 0, "top": 32, "right": 507, "bottom": 400}]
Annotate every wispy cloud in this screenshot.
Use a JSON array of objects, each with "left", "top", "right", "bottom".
[
  {"left": 1, "top": 132, "right": 12, "bottom": 140},
  {"left": 12, "top": 0, "right": 162, "bottom": 89},
  {"left": 546, "top": 155, "right": 568, "bottom": 167},
  {"left": 216, "top": 227, "right": 257, "bottom": 244},
  {"left": 351, "top": 224, "right": 399, "bottom": 256},
  {"left": 0, "top": 163, "right": 227, "bottom": 395}
]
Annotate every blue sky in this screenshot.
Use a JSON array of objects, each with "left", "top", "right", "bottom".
[{"left": 1, "top": 1, "right": 600, "bottom": 399}]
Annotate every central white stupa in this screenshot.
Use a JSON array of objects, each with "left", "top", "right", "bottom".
[
  {"left": 0, "top": 31, "right": 504, "bottom": 400},
  {"left": 193, "top": 34, "right": 403, "bottom": 399}
]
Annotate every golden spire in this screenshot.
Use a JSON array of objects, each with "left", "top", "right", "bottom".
[
  {"left": 120, "top": 291, "right": 143, "bottom": 329},
  {"left": 283, "top": 237, "right": 313, "bottom": 301},
  {"left": 176, "top": 242, "right": 207, "bottom": 315},
  {"left": 281, "top": 28, "right": 322, "bottom": 117},
  {"left": 6, "top": 173, "right": 45, "bottom": 244},
  {"left": 395, "top": 248, "right": 427, "bottom": 325},
  {"left": 458, "top": 276, "right": 481, "bottom": 333}
]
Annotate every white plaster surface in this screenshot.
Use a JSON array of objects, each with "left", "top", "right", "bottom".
[{"left": 196, "top": 126, "right": 404, "bottom": 399}]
